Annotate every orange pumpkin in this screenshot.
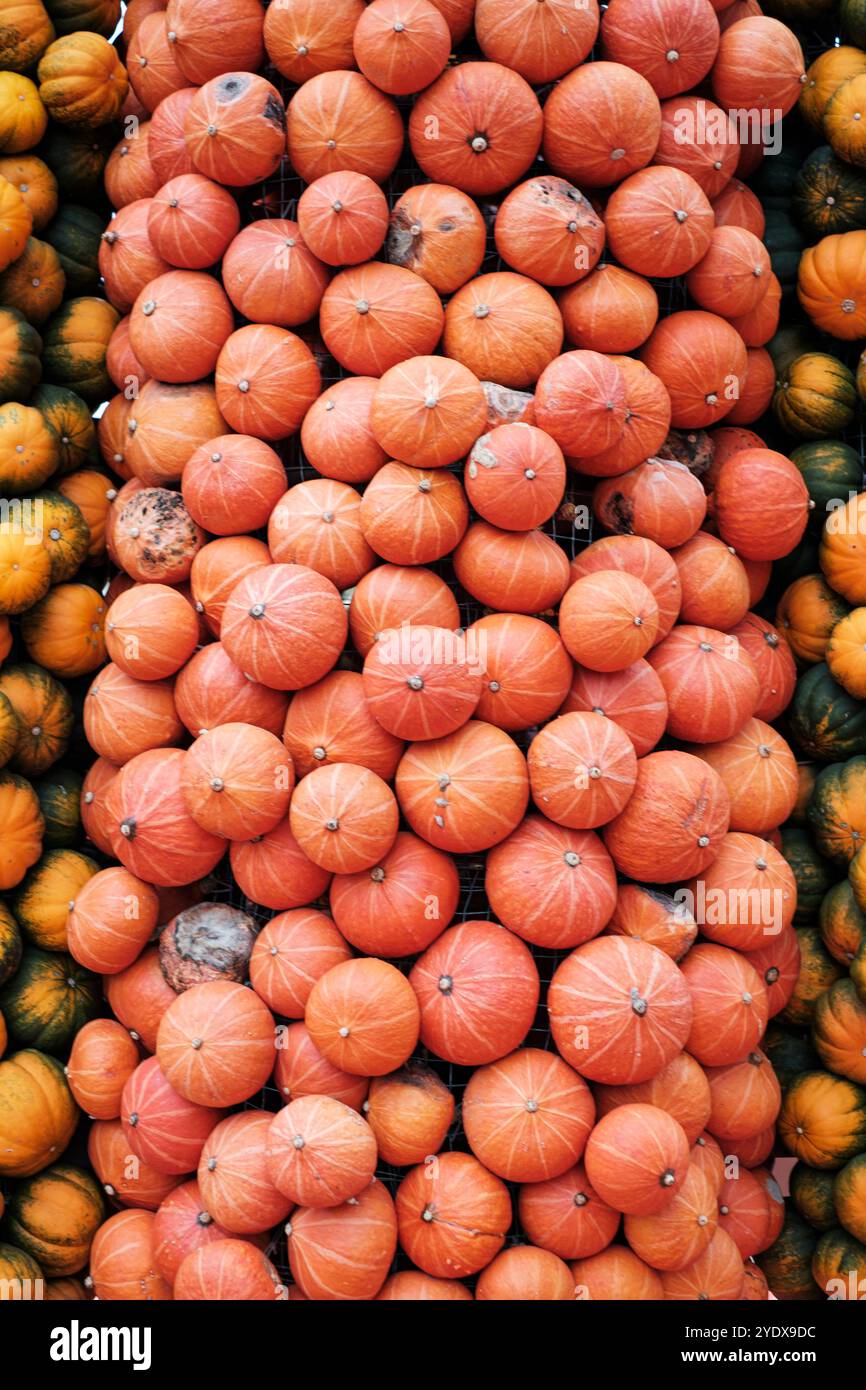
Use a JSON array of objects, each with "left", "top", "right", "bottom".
[
  {"left": 165, "top": 0, "right": 264, "bottom": 85},
  {"left": 686, "top": 225, "right": 771, "bottom": 317},
  {"left": 687, "top": 717, "right": 798, "bottom": 835},
  {"left": 680, "top": 943, "right": 768, "bottom": 1068},
  {"left": 352, "top": 0, "right": 449, "bottom": 96},
  {"left": 189, "top": 535, "right": 270, "bottom": 638},
  {"left": 593, "top": 458, "right": 707, "bottom": 550},
  {"left": 595, "top": 1051, "right": 711, "bottom": 1145},
  {"left": 229, "top": 819, "right": 331, "bottom": 914},
  {"left": 559, "top": 264, "right": 659, "bottom": 355},
  {"left": 329, "top": 831, "right": 458, "bottom": 958},
  {"left": 706, "top": 1048, "right": 781, "bottom": 1144},
  {"left": 105, "top": 125, "right": 160, "bottom": 211},
  {"left": 157, "top": 979, "right": 274, "bottom": 1107},
  {"left": 601, "top": 0, "right": 720, "bottom": 98},
  {"left": 349, "top": 564, "right": 459, "bottom": 658},
  {"left": 147, "top": 174, "right": 238, "bottom": 271},
  {"left": 364, "top": 1063, "right": 454, "bottom": 1167},
  {"left": 288, "top": 1176, "right": 397, "bottom": 1299},
  {"left": 661, "top": 1227, "right": 747, "bottom": 1300},
  {"left": 485, "top": 814, "right": 615, "bottom": 950},
  {"left": 562, "top": 661, "right": 668, "bottom": 761},
  {"left": 181, "top": 723, "right": 293, "bottom": 841},
  {"left": 266, "top": 1094, "right": 376, "bottom": 1208},
  {"left": 127, "top": 12, "right": 186, "bottom": 114},
  {"left": 671, "top": 531, "right": 750, "bottom": 631},
  {"left": 409, "top": 61, "right": 542, "bottom": 194},
  {"left": 174, "top": 642, "right": 287, "bottom": 741},
  {"left": 88, "top": 1209, "right": 172, "bottom": 1300},
  {"left": 129, "top": 269, "right": 233, "bottom": 383},
  {"left": 305, "top": 956, "right": 419, "bottom": 1076},
  {"left": 475, "top": 0, "right": 597, "bottom": 82},
  {"left": 602, "top": 748, "right": 730, "bottom": 882},
  {"left": 272, "top": 1021, "right": 368, "bottom": 1114},
  {"left": 221, "top": 219, "right": 328, "bottom": 328},
  {"left": 560, "top": 571, "right": 660, "bottom": 673},
  {"left": 87, "top": 1119, "right": 181, "bottom": 1211},
  {"left": 67, "top": 865, "right": 159, "bottom": 976},
  {"left": 729, "top": 275, "right": 781, "bottom": 348},
  {"left": 625, "top": 1162, "right": 718, "bottom": 1272},
  {"left": 281, "top": 670, "right": 402, "bottom": 783},
  {"left": 527, "top": 711, "right": 638, "bottom": 830},
  {"left": 183, "top": 72, "right": 284, "bottom": 187},
  {"left": 682, "top": 831, "right": 796, "bottom": 950},
  {"left": 362, "top": 625, "right": 482, "bottom": 742},
  {"left": 320, "top": 262, "right": 444, "bottom": 377},
  {"left": 648, "top": 624, "right": 759, "bottom": 744},
  {"left": 79, "top": 757, "right": 119, "bottom": 856},
  {"left": 395, "top": 1152, "right": 509, "bottom": 1279},
  {"left": 572, "top": 1246, "right": 663, "bottom": 1299},
  {"left": 112, "top": 486, "right": 205, "bottom": 585},
  {"left": 712, "top": 15, "right": 805, "bottom": 118},
  {"left": 182, "top": 435, "right": 285, "bottom": 539},
  {"left": 287, "top": 70, "right": 403, "bottom": 184},
  {"left": 655, "top": 95, "right": 738, "bottom": 198},
  {"left": 464, "top": 424, "right": 564, "bottom": 531},
  {"left": 369, "top": 355, "right": 487, "bottom": 471},
  {"left": 518, "top": 1160, "right": 620, "bottom": 1262},
  {"left": 468, "top": 613, "right": 571, "bottom": 732},
  {"left": 148, "top": 86, "right": 197, "bottom": 183},
  {"left": 711, "top": 177, "right": 765, "bottom": 237},
  {"left": 360, "top": 461, "right": 468, "bottom": 566},
  {"left": 640, "top": 309, "right": 749, "bottom": 428},
  {"left": 105, "top": 746, "right": 226, "bottom": 888},
  {"left": 121, "top": 1056, "right": 220, "bottom": 1177},
  {"left": 385, "top": 182, "right": 486, "bottom": 294},
  {"left": 151, "top": 1179, "right": 235, "bottom": 1286},
  {"left": 443, "top": 271, "right": 564, "bottom": 391},
  {"left": 300, "top": 377, "right": 387, "bottom": 485},
  {"left": 66, "top": 1019, "right": 140, "bottom": 1122},
  {"left": 126, "top": 381, "right": 227, "bottom": 489},
  {"left": 534, "top": 350, "right": 628, "bottom": 457},
  {"left": 542, "top": 60, "right": 661, "bottom": 188},
  {"left": 268, "top": 480, "right": 374, "bottom": 592},
  {"left": 104, "top": 945, "right": 177, "bottom": 1053},
  {"left": 294, "top": 171, "right": 387, "bottom": 270},
  {"left": 196, "top": 1111, "right": 292, "bottom": 1236},
  {"left": 215, "top": 325, "right": 321, "bottom": 440},
  {"left": 576, "top": 356, "right": 672, "bottom": 477},
  {"left": 84, "top": 663, "right": 182, "bottom": 766},
  {"left": 584, "top": 1104, "right": 691, "bottom": 1216},
  {"left": 174, "top": 1239, "right": 282, "bottom": 1300},
  {"left": 263, "top": 0, "right": 365, "bottom": 83},
  {"left": 105, "top": 582, "right": 198, "bottom": 681},
  {"left": 248, "top": 909, "right": 350, "bottom": 1019},
  {"left": 289, "top": 762, "right": 398, "bottom": 874},
  {"left": 606, "top": 167, "right": 714, "bottom": 278},
  {"left": 494, "top": 176, "right": 604, "bottom": 289},
  {"left": 714, "top": 448, "right": 810, "bottom": 562},
  {"left": 220, "top": 562, "right": 346, "bottom": 692}
]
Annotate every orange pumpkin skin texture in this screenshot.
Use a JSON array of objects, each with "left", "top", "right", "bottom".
[
  {"left": 305, "top": 957, "right": 419, "bottom": 1077},
  {"left": 268, "top": 480, "right": 373, "bottom": 593},
  {"left": 386, "top": 182, "right": 486, "bottom": 295},
  {"left": 157, "top": 980, "right": 274, "bottom": 1109},
  {"left": 361, "top": 464, "right": 468, "bottom": 567},
  {"left": 602, "top": 749, "right": 730, "bottom": 882},
  {"left": 827, "top": 609, "right": 866, "bottom": 700},
  {"left": 126, "top": 13, "right": 186, "bottom": 114},
  {"left": 443, "top": 272, "right": 564, "bottom": 391},
  {"left": 528, "top": 711, "right": 638, "bottom": 832},
  {"left": 147, "top": 174, "right": 239, "bottom": 271},
  {"left": 195, "top": 1112, "right": 292, "bottom": 1236},
  {"left": 493, "top": 176, "right": 604, "bottom": 289},
  {"left": 99, "top": 197, "right": 171, "bottom": 314},
  {"left": 686, "top": 226, "right": 771, "bottom": 318},
  {"left": 329, "top": 830, "right": 457, "bottom": 958},
  {"left": 189, "top": 536, "right": 269, "bottom": 639},
  {"left": 571, "top": 535, "right": 681, "bottom": 642},
  {"left": 125, "top": 380, "right": 227, "bottom": 489},
  {"left": 560, "top": 266, "right": 658, "bottom": 357},
  {"left": 369, "top": 356, "right": 487, "bottom": 472},
  {"left": 0, "top": 774, "right": 42, "bottom": 890},
  {"left": 301, "top": 377, "right": 387, "bottom": 485},
  {"left": 456, "top": 523, "right": 571, "bottom": 615},
  {"left": 624, "top": 1161, "right": 719, "bottom": 1272},
  {"left": 287, "top": 1177, "right": 397, "bottom": 1301},
  {"left": 655, "top": 95, "right": 737, "bottom": 199},
  {"left": 716, "top": 1169, "right": 775, "bottom": 1259},
  {"left": 648, "top": 624, "right": 760, "bottom": 744},
  {"left": 595, "top": 1052, "right": 711, "bottom": 1147},
  {"left": 572, "top": 1245, "right": 663, "bottom": 1299},
  {"left": 148, "top": 86, "right": 197, "bottom": 183},
  {"left": 229, "top": 820, "right": 331, "bottom": 915},
  {"left": 706, "top": 1048, "right": 782, "bottom": 1144},
  {"left": 180, "top": 723, "right": 293, "bottom": 842},
  {"left": 690, "top": 1133, "right": 725, "bottom": 1194},
  {"left": 470, "top": 614, "right": 572, "bottom": 733},
  {"left": 349, "top": 565, "right": 459, "bottom": 659},
  {"left": 184, "top": 73, "right": 284, "bottom": 187},
  {"left": 272, "top": 1025, "right": 367, "bottom": 1119},
  {"left": 475, "top": 0, "right": 598, "bottom": 83},
  {"left": 221, "top": 219, "right": 328, "bottom": 328},
  {"left": 408, "top": 62, "right": 544, "bottom": 189},
  {"left": 606, "top": 167, "right": 715, "bottom": 279},
  {"left": 87, "top": 1119, "right": 181, "bottom": 1210},
  {"left": 121, "top": 1057, "right": 221, "bottom": 1177},
  {"left": 84, "top": 664, "right": 182, "bottom": 766},
  {"left": 364, "top": 1063, "right": 454, "bottom": 1166},
  {"left": 712, "top": 16, "right": 805, "bottom": 118},
  {"left": 250, "top": 909, "right": 351, "bottom": 1019},
  {"left": 584, "top": 1103, "right": 691, "bottom": 1216},
  {"left": 362, "top": 625, "right": 482, "bottom": 743},
  {"left": 798, "top": 232, "right": 866, "bottom": 340},
  {"left": 680, "top": 944, "right": 768, "bottom": 1068},
  {"left": 105, "top": 583, "right": 198, "bottom": 681},
  {"left": 282, "top": 670, "right": 402, "bottom": 784},
  {"left": 560, "top": 571, "right": 660, "bottom": 673},
  {"left": 686, "top": 718, "right": 798, "bottom": 837},
  {"left": 601, "top": 0, "right": 720, "bottom": 99},
  {"left": 164, "top": 0, "right": 264, "bottom": 85},
  {"left": 129, "top": 269, "right": 233, "bottom": 384},
  {"left": 661, "top": 1226, "right": 745, "bottom": 1300},
  {"left": 221, "top": 562, "right": 346, "bottom": 693},
  {"left": 353, "top": 0, "right": 450, "bottom": 97},
  {"left": 746, "top": 924, "right": 800, "bottom": 1019},
  {"left": 215, "top": 324, "right": 321, "bottom": 441},
  {"left": 296, "top": 172, "right": 388, "bottom": 269},
  {"left": 152, "top": 1179, "right": 236, "bottom": 1286},
  {"left": 396, "top": 1152, "right": 510, "bottom": 1279},
  {"left": 287, "top": 71, "right": 403, "bottom": 185},
  {"left": 729, "top": 613, "right": 795, "bottom": 723},
  {"left": 549, "top": 935, "right": 693, "bottom": 1086},
  {"left": 543, "top": 61, "right": 661, "bottom": 189},
  {"left": 67, "top": 865, "right": 159, "bottom": 975},
  {"left": 289, "top": 762, "right": 399, "bottom": 875},
  {"left": 174, "top": 1239, "right": 283, "bottom": 1301},
  {"left": 182, "top": 435, "right": 285, "bottom": 539},
  {"left": 80, "top": 758, "right": 120, "bottom": 858},
  {"left": 67, "top": 1020, "right": 140, "bottom": 1122},
  {"left": 711, "top": 178, "right": 765, "bottom": 237},
  {"left": 410, "top": 920, "right": 538, "bottom": 1066},
  {"left": 640, "top": 310, "right": 748, "bottom": 428},
  {"left": 670, "top": 532, "right": 749, "bottom": 632},
  {"left": 320, "top": 263, "right": 444, "bottom": 378},
  {"left": 105, "top": 747, "right": 226, "bottom": 888},
  {"left": 519, "top": 1160, "right": 620, "bottom": 1262},
  {"left": 263, "top": 0, "right": 365, "bottom": 84},
  {"left": 534, "top": 350, "right": 627, "bottom": 457},
  {"left": 577, "top": 356, "right": 672, "bottom": 477},
  {"left": 105, "top": 946, "right": 177, "bottom": 1055},
  {"left": 463, "top": 1048, "right": 595, "bottom": 1184},
  {"left": 266, "top": 1093, "right": 376, "bottom": 1208},
  {"left": 174, "top": 644, "right": 287, "bottom": 742},
  {"left": 475, "top": 1246, "right": 575, "bottom": 1301},
  {"left": 485, "top": 814, "right": 617, "bottom": 951},
  {"left": 464, "top": 424, "right": 565, "bottom": 531},
  {"left": 593, "top": 459, "right": 707, "bottom": 550},
  {"left": 607, "top": 885, "right": 697, "bottom": 962},
  {"left": 714, "top": 449, "right": 810, "bottom": 563},
  {"left": 728, "top": 276, "right": 781, "bottom": 350},
  {"left": 105, "top": 126, "right": 160, "bottom": 211},
  {"left": 88, "top": 1210, "right": 172, "bottom": 1301}
]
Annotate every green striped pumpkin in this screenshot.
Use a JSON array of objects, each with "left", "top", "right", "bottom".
[{"left": 0, "top": 947, "right": 99, "bottom": 1053}]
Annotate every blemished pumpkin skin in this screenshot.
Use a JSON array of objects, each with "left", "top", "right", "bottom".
[
  {"left": 0, "top": 663, "right": 73, "bottom": 777},
  {"left": 813, "top": 980, "right": 866, "bottom": 1086},
  {"left": 184, "top": 72, "right": 285, "bottom": 188},
  {"left": 385, "top": 183, "right": 484, "bottom": 296},
  {"left": 5, "top": 1163, "right": 103, "bottom": 1276},
  {"left": 88, "top": 1209, "right": 172, "bottom": 1301},
  {"left": 37, "top": 32, "right": 128, "bottom": 130},
  {"left": 779, "top": 1071, "right": 866, "bottom": 1171},
  {"left": 0, "top": 1048, "right": 77, "bottom": 1178},
  {"left": 65, "top": 1019, "right": 139, "bottom": 1121},
  {"left": 12, "top": 845, "right": 97, "bottom": 952},
  {"left": 835, "top": 1154, "right": 866, "bottom": 1243},
  {"left": 0, "top": 1, "right": 55, "bottom": 73},
  {"left": 812, "top": 1228, "right": 866, "bottom": 1297}
]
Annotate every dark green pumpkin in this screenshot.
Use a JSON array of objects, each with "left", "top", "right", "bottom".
[
  {"left": 808, "top": 756, "right": 866, "bottom": 865},
  {"left": 790, "top": 1162, "right": 838, "bottom": 1232},
  {"left": 0, "top": 307, "right": 42, "bottom": 404},
  {"left": 34, "top": 769, "right": 82, "bottom": 848},
  {"left": 792, "top": 146, "right": 866, "bottom": 240},
  {"left": 29, "top": 386, "right": 96, "bottom": 476},
  {"left": 789, "top": 663, "right": 866, "bottom": 761},
  {"left": 834, "top": 1153, "right": 866, "bottom": 1243},
  {"left": 0, "top": 947, "right": 99, "bottom": 1054},
  {"left": 762, "top": 208, "right": 806, "bottom": 293},
  {"left": 756, "top": 1209, "right": 822, "bottom": 1301},
  {"left": 780, "top": 826, "right": 836, "bottom": 922},
  {"left": 0, "top": 901, "right": 22, "bottom": 989},
  {"left": 820, "top": 879, "right": 866, "bottom": 965},
  {"left": 812, "top": 1228, "right": 866, "bottom": 1298},
  {"left": 36, "top": 126, "right": 113, "bottom": 201},
  {"left": 841, "top": 0, "right": 866, "bottom": 47},
  {"left": 43, "top": 205, "right": 102, "bottom": 297},
  {"left": 790, "top": 440, "right": 863, "bottom": 531},
  {"left": 764, "top": 1022, "right": 821, "bottom": 1092},
  {"left": 780, "top": 927, "right": 845, "bottom": 1028},
  {"left": 42, "top": 0, "right": 121, "bottom": 37}
]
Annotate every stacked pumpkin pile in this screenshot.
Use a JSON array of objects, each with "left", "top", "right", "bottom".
[{"left": 0, "top": 0, "right": 854, "bottom": 1302}]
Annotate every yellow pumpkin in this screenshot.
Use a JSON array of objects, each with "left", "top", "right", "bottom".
[
  {"left": 827, "top": 607, "right": 866, "bottom": 698},
  {"left": 0, "top": 155, "right": 57, "bottom": 231},
  {"left": 0, "top": 689, "right": 20, "bottom": 768},
  {"left": 12, "top": 846, "right": 98, "bottom": 951},
  {"left": 4, "top": 1162, "right": 103, "bottom": 1275},
  {"left": 0, "top": 402, "right": 59, "bottom": 497},
  {"left": 777, "top": 573, "right": 850, "bottom": 665},
  {"left": 0, "top": 1047, "right": 77, "bottom": 1176},
  {"left": 0, "top": 73, "right": 47, "bottom": 154},
  {"left": 30, "top": 385, "right": 96, "bottom": 476},
  {"left": 0, "top": 770, "right": 43, "bottom": 890},
  {"left": 0, "top": 236, "right": 65, "bottom": 326},
  {"left": 825, "top": 72, "right": 866, "bottom": 168},
  {"left": 21, "top": 581, "right": 106, "bottom": 678},
  {"left": 821, "top": 494, "right": 866, "bottom": 604},
  {"left": 798, "top": 231, "right": 866, "bottom": 340},
  {"left": 41, "top": 295, "right": 119, "bottom": 403},
  {"left": 813, "top": 980, "right": 866, "bottom": 1085},
  {"left": 0, "top": 1, "right": 55, "bottom": 73},
  {"left": 31, "top": 489, "right": 89, "bottom": 581},
  {"left": 800, "top": 45, "right": 866, "bottom": 130},
  {"left": 0, "top": 523, "right": 51, "bottom": 615},
  {"left": 0, "top": 173, "right": 33, "bottom": 272},
  {"left": 772, "top": 352, "right": 858, "bottom": 440},
  {"left": 37, "top": 33, "right": 128, "bottom": 130},
  {"left": 57, "top": 470, "right": 111, "bottom": 557},
  {"left": 779, "top": 1070, "right": 866, "bottom": 1170},
  {"left": 0, "top": 663, "right": 73, "bottom": 776}
]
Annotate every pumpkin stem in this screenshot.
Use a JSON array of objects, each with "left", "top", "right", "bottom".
[
  {"left": 407, "top": 675, "right": 424, "bottom": 690},
  {"left": 660, "top": 1169, "right": 676, "bottom": 1186},
  {"left": 437, "top": 974, "right": 453, "bottom": 994},
  {"left": 630, "top": 987, "right": 648, "bottom": 1016}
]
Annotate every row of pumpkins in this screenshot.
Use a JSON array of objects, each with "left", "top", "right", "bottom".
[{"left": 0, "top": 0, "right": 864, "bottom": 1302}]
